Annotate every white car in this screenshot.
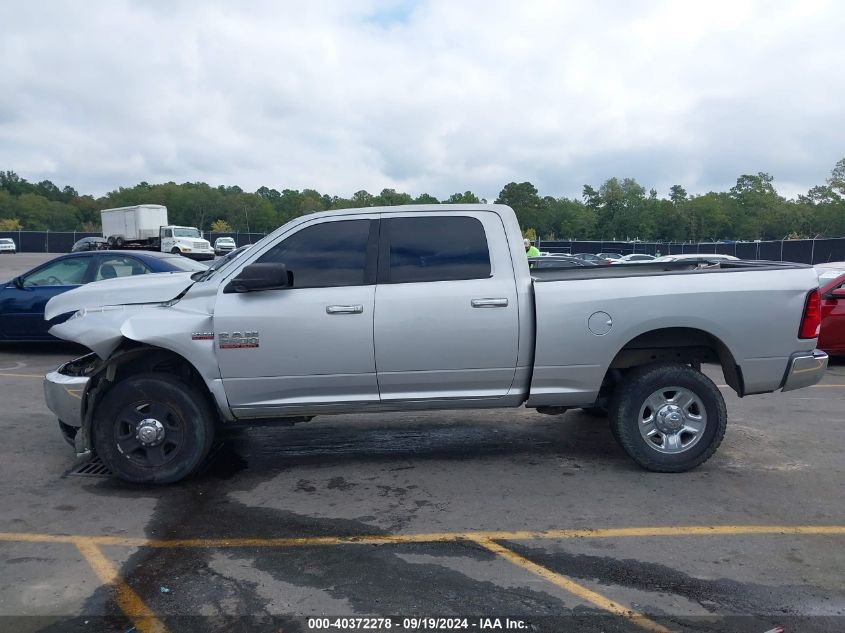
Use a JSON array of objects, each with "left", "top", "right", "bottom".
[
  {"left": 653, "top": 254, "right": 739, "bottom": 263},
  {"left": 0, "top": 238, "right": 17, "bottom": 254},
  {"left": 214, "top": 236, "right": 237, "bottom": 255},
  {"left": 613, "top": 254, "right": 656, "bottom": 264}
]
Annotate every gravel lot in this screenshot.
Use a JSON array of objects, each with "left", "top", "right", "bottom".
[{"left": 1, "top": 253, "right": 843, "bottom": 632}]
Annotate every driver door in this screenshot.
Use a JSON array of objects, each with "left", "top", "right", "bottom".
[{"left": 214, "top": 216, "right": 379, "bottom": 418}]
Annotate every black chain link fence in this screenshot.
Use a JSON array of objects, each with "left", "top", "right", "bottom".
[{"left": 537, "top": 238, "right": 845, "bottom": 264}]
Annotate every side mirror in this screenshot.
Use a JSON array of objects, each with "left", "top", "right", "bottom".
[
  {"left": 223, "top": 263, "right": 292, "bottom": 294},
  {"left": 831, "top": 287, "right": 845, "bottom": 300},
  {"left": 12, "top": 276, "right": 24, "bottom": 289}
]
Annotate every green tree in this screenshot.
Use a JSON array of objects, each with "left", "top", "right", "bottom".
[
  {"left": 413, "top": 193, "right": 439, "bottom": 204},
  {"left": 211, "top": 219, "right": 234, "bottom": 232},
  {"left": 374, "top": 188, "right": 413, "bottom": 206},
  {"left": 446, "top": 191, "right": 481, "bottom": 204},
  {"left": 496, "top": 182, "right": 545, "bottom": 235},
  {"left": 0, "top": 218, "right": 22, "bottom": 230},
  {"left": 828, "top": 157, "right": 845, "bottom": 195}
]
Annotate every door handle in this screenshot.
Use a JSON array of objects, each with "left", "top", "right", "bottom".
[
  {"left": 471, "top": 298, "right": 509, "bottom": 308},
  {"left": 326, "top": 305, "right": 364, "bottom": 314}
]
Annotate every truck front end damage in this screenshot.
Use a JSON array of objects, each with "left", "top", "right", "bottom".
[
  {"left": 42, "top": 274, "right": 226, "bottom": 458},
  {"left": 43, "top": 353, "right": 101, "bottom": 452}
]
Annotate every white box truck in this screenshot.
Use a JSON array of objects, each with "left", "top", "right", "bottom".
[{"left": 101, "top": 205, "right": 215, "bottom": 260}]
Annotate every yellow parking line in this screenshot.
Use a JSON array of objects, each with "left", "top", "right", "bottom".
[
  {"left": 1, "top": 524, "right": 840, "bottom": 633},
  {"left": 472, "top": 537, "right": 672, "bottom": 633},
  {"left": 0, "top": 532, "right": 74, "bottom": 543},
  {"left": 73, "top": 537, "right": 168, "bottom": 633},
  {"left": 2, "top": 524, "right": 844, "bottom": 548}
]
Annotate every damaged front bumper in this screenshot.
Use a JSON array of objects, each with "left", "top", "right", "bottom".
[
  {"left": 44, "top": 367, "right": 90, "bottom": 428},
  {"left": 43, "top": 354, "right": 103, "bottom": 456}
]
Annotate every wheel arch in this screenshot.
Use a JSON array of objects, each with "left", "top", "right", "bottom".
[
  {"left": 89, "top": 341, "right": 228, "bottom": 426},
  {"left": 605, "top": 327, "right": 743, "bottom": 396}
]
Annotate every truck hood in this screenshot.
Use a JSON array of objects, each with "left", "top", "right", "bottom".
[{"left": 44, "top": 272, "right": 195, "bottom": 321}]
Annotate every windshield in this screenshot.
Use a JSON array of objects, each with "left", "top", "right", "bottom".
[
  {"left": 173, "top": 228, "right": 201, "bottom": 238},
  {"left": 162, "top": 256, "right": 208, "bottom": 272}
]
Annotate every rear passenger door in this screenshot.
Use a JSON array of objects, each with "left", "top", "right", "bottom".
[{"left": 374, "top": 212, "right": 519, "bottom": 401}]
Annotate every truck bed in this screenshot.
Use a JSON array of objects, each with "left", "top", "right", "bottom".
[
  {"left": 527, "top": 258, "right": 818, "bottom": 407},
  {"left": 531, "top": 259, "right": 809, "bottom": 282}
]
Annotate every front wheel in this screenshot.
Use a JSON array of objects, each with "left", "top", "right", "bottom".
[
  {"left": 608, "top": 363, "right": 726, "bottom": 472},
  {"left": 93, "top": 373, "right": 215, "bottom": 483},
  {"left": 171, "top": 247, "right": 181, "bottom": 255}
]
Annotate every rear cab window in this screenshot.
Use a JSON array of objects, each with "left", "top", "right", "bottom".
[{"left": 382, "top": 216, "right": 491, "bottom": 283}]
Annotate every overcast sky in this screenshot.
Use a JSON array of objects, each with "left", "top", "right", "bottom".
[{"left": 1, "top": 0, "right": 843, "bottom": 201}]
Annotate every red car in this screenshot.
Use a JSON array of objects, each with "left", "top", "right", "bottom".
[{"left": 816, "top": 262, "right": 845, "bottom": 357}]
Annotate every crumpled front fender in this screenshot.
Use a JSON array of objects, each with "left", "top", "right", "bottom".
[{"left": 49, "top": 307, "right": 145, "bottom": 358}]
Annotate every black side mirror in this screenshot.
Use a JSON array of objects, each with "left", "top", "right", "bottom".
[
  {"left": 223, "top": 263, "right": 292, "bottom": 294},
  {"left": 12, "top": 276, "right": 24, "bottom": 289}
]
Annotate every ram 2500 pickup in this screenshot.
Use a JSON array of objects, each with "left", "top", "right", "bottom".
[{"left": 43, "top": 204, "right": 828, "bottom": 483}]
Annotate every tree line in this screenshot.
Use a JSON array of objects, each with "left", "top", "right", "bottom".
[{"left": 1, "top": 159, "right": 844, "bottom": 241}]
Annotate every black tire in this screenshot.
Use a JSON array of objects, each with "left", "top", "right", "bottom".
[
  {"left": 608, "top": 363, "right": 726, "bottom": 472},
  {"left": 171, "top": 247, "right": 181, "bottom": 255},
  {"left": 93, "top": 373, "right": 215, "bottom": 484},
  {"left": 580, "top": 406, "right": 608, "bottom": 418},
  {"left": 107, "top": 236, "right": 116, "bottom": 247},
  {"left": 115, "top": 236, "right": 125, "bottom": 248}
]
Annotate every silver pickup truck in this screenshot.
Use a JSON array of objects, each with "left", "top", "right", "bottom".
[{"left": 43, "top": 204, "right": 828, "bottom": 483}]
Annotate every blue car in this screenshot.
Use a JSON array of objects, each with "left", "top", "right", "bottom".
[{"left": 0, "top": 251, "right": 206, "bottom": 341}]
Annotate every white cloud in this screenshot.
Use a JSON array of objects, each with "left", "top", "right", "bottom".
[{"left": 1, "top": 0, "right": 843, "bottom": 200}]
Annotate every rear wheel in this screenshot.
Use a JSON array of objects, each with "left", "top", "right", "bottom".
[
  {"left": 608, "top": 363, "right": 726, "bottom": 472},
  {"left": 115, "top": 236, "right": 125, "bottom": 248},
  {"left": 93, "top": 373, "right": 215, "bottom": 483}
]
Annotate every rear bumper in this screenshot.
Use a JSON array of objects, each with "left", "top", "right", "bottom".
[
  {"left": 781, "top": 350, "right": 828, "bottom": 392},
  {"left": 43, "top": 364, "right": 91, "bottom": 427}
]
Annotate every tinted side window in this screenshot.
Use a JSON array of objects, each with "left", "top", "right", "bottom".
[
  {"left": 386, "top": 216, "right": 491, "bottom": 283},
  {"left": 257, "top": 219, "right": 372, "bottom": 288}
]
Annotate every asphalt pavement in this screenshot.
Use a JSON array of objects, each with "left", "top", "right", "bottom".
[{"left": 0, "top": 253, "right": 843, "bottom": 633}]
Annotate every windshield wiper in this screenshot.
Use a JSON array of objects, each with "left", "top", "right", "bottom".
[{"left": 191, "top": 268, "right": 215, "bottom": 282}]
